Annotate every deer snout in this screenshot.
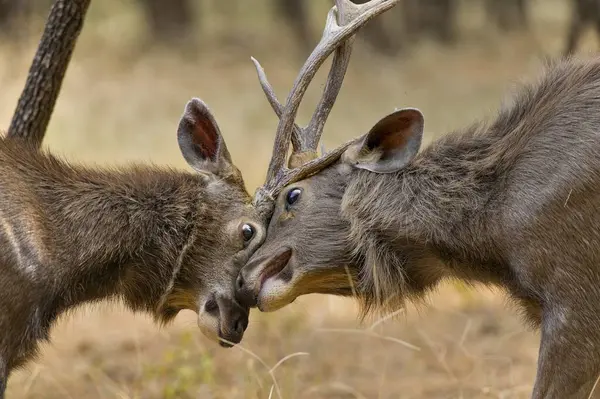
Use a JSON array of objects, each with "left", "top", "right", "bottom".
[
  {"left": 236, "top": 247, "right": 293, "bottom": 310},
  {"left": 198, "top": 293, "right": 249, "bottom": 348},
  {"left": 214, "top": 294, "right": 249, "bottom": 347}
]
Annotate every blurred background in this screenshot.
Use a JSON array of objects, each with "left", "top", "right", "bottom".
[{"left": 0, "top": 0, "right": 597, "bottom": 397}]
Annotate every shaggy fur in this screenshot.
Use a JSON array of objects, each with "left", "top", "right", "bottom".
[
  {"left": 0, "top": 99, "right": 267, "bottom": 395},
  {"left": 1, "top": 2, "right": 265, "bottom": 396},
  {"left": 238, "top": 57, "right": 600, "bottom": 398}
]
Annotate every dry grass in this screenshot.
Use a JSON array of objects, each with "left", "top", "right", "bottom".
[{"left": 1, "top": 0, "right": 599, "bottom": 397}]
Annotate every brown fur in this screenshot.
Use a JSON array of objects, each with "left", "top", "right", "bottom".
[
  {"left": 0, "top": 100, "right": 267, "bottom": 396},
  {"left": 1, "top": 1, "right": 268, "bottom": 396},
  {"left": 237, "top": 57, "right": 600, "bottom": 398}
]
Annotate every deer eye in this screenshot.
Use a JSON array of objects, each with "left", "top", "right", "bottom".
[
  {"left": 286, "top": 188, "right": 302, "bottom": 206},
  {"left": 241, "top": 224, "right": 254, "bottom": 242}
]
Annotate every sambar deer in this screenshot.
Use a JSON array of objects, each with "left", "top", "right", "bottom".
[
  {"left": 236, "top": 0, "right": 600, "bottom": 397},
  {"left": 0, "top": 1, "right": 263, "bottom": 396}
]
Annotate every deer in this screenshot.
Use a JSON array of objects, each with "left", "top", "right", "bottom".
[
  {"left": 0, "top": 1, "right": 265, "bottom": 397},
  {"left": 234, "top": 0, "right": 600, "bottom": 397}
]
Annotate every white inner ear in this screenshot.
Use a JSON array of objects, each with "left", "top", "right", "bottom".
[
  {"left": 343, "top": 134, "right": 420, "bottom": 174},
  {"left": 353, "top": 160, "right": 400, "bottom": 174},
  {"left": 340, "top": 138, "right": 369, "bottom": 165},
  {"left": 341, "top": 138, "right": 395, "bottom": 174}
]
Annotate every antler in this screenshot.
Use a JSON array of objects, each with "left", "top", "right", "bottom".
[{"left": 251, "top": 0, "right": 401, "bottom": 212}]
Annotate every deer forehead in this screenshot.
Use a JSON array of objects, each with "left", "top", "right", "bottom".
[{"left": 206, "top": 178, "right": 252, "bottom": 204}]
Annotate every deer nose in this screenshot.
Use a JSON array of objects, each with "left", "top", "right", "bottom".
[
  {"left": 235, "top": 272, "right": 258, "bottom": 308},
  {"left": 215, "top": 295, "right": 249, "bottom": 347}
]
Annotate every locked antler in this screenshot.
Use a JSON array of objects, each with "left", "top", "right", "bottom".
[{"left": 251, "top": 0, "right": 401, "bottom": 215}]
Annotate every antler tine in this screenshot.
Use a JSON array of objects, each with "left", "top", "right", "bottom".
[
  {"left": 258, "top": 0, "right": 401, "bottom": 187},
  {"left": 303, "top": 0, "right": 360, "bottom": 153},
  {"left": 252, "top": 36, "right": 350, "bottom": 169},
  {"left": 285, "top": 4, "right": 356, "bottom": 169},
  {"left": 250, "top": 57, "right": 303, "bottom": 152}
]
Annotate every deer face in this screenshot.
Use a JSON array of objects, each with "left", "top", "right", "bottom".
[
  {"left": 236, "top": 166, "right": 355, "bottom": 312},
  {"left": 165, "top": 98, "right": 267, "bottom": 346},
  {"left": 236, "top": 109, "right": 424, "bottom": 312}
]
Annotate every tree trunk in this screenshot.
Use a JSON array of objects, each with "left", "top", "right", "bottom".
[
  {"left": 141, "top": 0, "right": 195, "bottom": 44},
  {"left": 403, "top": 0, "right": 457, "bottom": 45},
  {"left": 0, "top": 0, "right": 31, "bottom": 38},
  {"left": 485, "top": 0, "right": 529, "bottom": 32},
  {"left": 352, "top": 0, "right": 402, "bottom": 56},
  {"left": 7, "top": 0, "right": 91, "bottom": 148},
  {"left": 273, "top": 0, "right": 314, "bottom": 56}
]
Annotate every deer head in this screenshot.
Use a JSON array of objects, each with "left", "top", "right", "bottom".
[
  {"left": 172, "top": 98, "right": 268, "bottom": 344},
  {"left": 235, "top": 0, "right": 410, "bottom": 312}
]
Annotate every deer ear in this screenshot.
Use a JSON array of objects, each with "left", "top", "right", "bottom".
[
  {"left": 342, "top": 108, "right": 424, "bottom": 174},
  {"left": 177, "top": 98, "right": 234, "bottom": 176}
]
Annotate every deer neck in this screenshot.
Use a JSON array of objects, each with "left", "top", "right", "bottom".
[
  {"left": 33, "top": 162, "right": 206, "bottom": 319},
  {"left": 343, "top": 127, "right": 504, "bottom": 310}
]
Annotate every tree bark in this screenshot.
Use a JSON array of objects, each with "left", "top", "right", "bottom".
[
  {"left": 273, "top": 0, "right": 314, "bottom": 56},
  {"left": 0, "top": 0, "right": 31, "bottom": 38},
  {"left": 402, "top": 0, "right": 457, "bottom": 45},
  {"left": 7, "top": 0, "right": 91, "bottom": 148},
  {"left": 485, "top": 0, "right": 529, "bottom": 32},
  {"left": 141, "top": 0, "right": 194, "bottom": 44}
]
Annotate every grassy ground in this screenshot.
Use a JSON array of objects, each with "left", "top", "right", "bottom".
[{"left": 1, "top": 0, "right": 598, "bottom": 397}]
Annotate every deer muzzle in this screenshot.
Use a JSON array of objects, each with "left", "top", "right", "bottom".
[
  {"left": 236, "top": 247, "right": 293, "bottom": 311},
  {"left": 197, "top": 293, "right": 249, "bottom": 347}
]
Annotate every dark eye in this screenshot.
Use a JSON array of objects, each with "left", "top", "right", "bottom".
[
  {"left": 241, "top": 223, "right": 254, "bottom": 242},
  {"left": 286, "top": 188, "right": 302, "bottom": 206}
]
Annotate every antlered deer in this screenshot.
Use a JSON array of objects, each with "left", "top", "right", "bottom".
[
  {"left": 236, "top": 0, "right": 600, "bottom": 398},
  {"left": 0, "top": 1, "right": 265, "bottom": 397}
]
